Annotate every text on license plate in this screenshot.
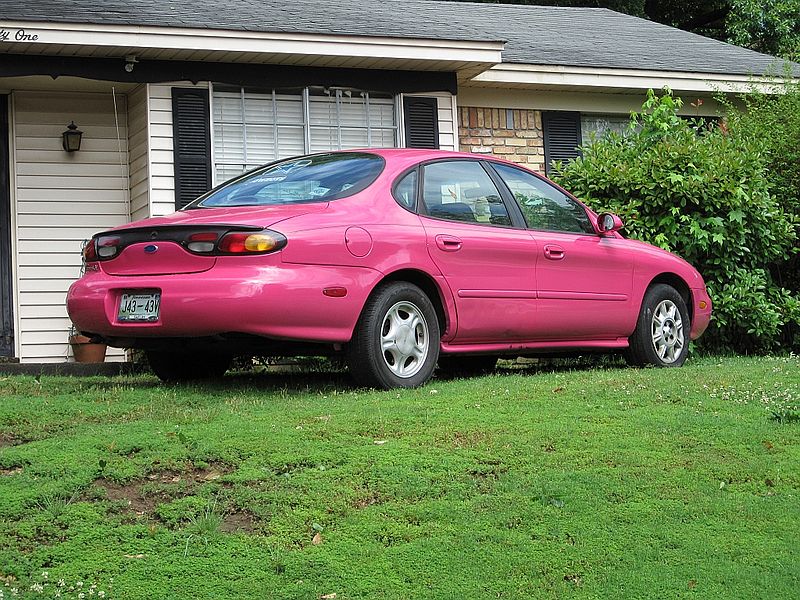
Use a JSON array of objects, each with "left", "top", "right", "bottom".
[{"left": 118, "top": 292, "right": 161, "bottom": 322}]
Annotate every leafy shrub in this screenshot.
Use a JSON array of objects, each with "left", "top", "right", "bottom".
[
  {"left": 722, "top": 74, "right": 800, "bottom": 331},
  {"left": 553, "top": 88, "right": 799, "bottom": 351}
]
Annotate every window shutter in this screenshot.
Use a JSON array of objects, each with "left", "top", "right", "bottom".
[
  {"left": 542, "top": 111, "right": 582, "bottom": 176},
  {"left": 172, "top": 88, "right": 212, "bottom": 209},
  {"left": 403, "top": 97, "right": 439, "bottom": 149}
]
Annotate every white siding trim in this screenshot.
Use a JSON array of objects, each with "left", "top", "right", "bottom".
[
  {"left": 8, "top": 93, "right": 20, "bottom": 359},
  {"left": 128, "top": 84, "right": 151, "bottom": 221},
  {"left": 450, "top": 94, "right": 459, "bottom": 152}
]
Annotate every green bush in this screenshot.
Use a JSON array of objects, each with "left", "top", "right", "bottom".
[
  {"left": 553, "top": 88, "right": 799, "bottom": 351},
  {"left": 722, "top": 75, "right": 800, "bottom": 307}
]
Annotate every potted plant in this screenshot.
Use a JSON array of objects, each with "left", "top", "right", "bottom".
[{"left": 69, "top": 325, "right": 107, "bottom": 363}]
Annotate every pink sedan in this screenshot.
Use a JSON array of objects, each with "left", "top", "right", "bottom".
[{"left": 67, "top": 149, "right": 711, "bottom": 388}]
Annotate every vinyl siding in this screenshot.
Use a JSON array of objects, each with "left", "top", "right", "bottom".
[
  {"left": 128, "top": 85, "right": 150, "bottom": 221},
  {"left": 13, "top": 91, "right": 129, "bottom": 362},
  {"left": 147, "top": 82, "right": 209, "bottom": 217}
]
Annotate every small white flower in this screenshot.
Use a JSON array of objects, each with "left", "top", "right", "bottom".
[
  {"left": 58, "top": 580, "right": 65, "bottom": 588},
  {"left": 79, "top": 593, "right": 85, "bottom": 599},
  {"left": 41, "top": 573, "right": 49, "bottom": 580},
  {"left": 98, "top": 592, "right": 106, "bottom": 598},
  {"left": 76, "top": 582, "right": 84, "bottom": 588}
]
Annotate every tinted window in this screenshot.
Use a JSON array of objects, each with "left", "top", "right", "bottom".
[
  {"left": 493, "top": 163, "right": 592, "bottom": 234},
  {"left": 394, "top": 170, "right": 418, "bottom": 210},
  {"left": 191, "top": 152, "right": 384, "bottom": 208},
  {"left": 421, "top": 161, "right": 511, "bottom": 226}
]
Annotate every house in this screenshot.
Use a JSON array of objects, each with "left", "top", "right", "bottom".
[{"left": 0, "top": 0, "right": 795, "bottom": 363}]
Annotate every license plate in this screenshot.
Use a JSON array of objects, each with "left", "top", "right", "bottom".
[{"left": 118, "top": 292, "right": 161, "bottom": 322}]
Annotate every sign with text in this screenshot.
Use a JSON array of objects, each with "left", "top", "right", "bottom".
[{"left": 0, "top": 29, "right": 40, "bottom": 42}]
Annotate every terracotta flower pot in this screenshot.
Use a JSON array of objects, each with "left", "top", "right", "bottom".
[{"left": 69, "top": 334, "right": 107, "bottom": 363}]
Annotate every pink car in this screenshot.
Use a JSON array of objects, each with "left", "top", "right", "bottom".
[{"left": 67, "top": 149, "right": 711, "bottom": 388}]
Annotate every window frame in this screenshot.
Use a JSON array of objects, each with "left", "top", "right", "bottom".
[
  {"left": 485, "top": 161, "right": 598, "bottom": 236},
  {"left": 209, "top": 83, "right": 400, "bottom": 186}
]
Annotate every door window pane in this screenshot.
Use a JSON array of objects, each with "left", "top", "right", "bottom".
[
  {"left": 422, "top": 161, "right": 511, "bottom": 226},
  {"left": 493, "top": 163, "right": 592, "bottom": 234}
]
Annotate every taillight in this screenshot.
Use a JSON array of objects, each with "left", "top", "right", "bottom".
[
  {"left": 186, "top": 232, "right": 219, "bottom": 253},
  {"left": 96, "top": 235, "right": 121, "bottom": 259},
  {"left": 82, "top": 239, "right": 97, "bottom": 262},
  {"left": 218, "top": 231, "right": 286, "bottom": 254}
]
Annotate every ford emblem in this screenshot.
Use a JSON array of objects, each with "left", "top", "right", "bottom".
[{"left": 144, "top": 244, "right": 159, "bottom": 254}]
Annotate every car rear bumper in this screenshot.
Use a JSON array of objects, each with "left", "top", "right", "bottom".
[
  {"left": 67, "top": 262, "right": 381, "bottom": 344},
  {"left": 689, "top": 286, "right": 712, "bottom": 340}
]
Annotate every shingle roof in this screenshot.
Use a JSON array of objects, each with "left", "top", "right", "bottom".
[{"left": 2, "top": 0, "right": 796, "bottom": 77}]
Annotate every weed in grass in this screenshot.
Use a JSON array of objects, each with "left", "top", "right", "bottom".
[
  {"left": 537, "top": 486, "right": 565, "bottom": 509},
  {"left": 183, "top": 500, "right": 224, "bottom": 557},
  {"left": 37, "top": 491, "right": 79, "bottom": 519}
]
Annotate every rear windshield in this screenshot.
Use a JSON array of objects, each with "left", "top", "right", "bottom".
[{"left": 189, "top": 152, "right": 385, "bottom": 208}]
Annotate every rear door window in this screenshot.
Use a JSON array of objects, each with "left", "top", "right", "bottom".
[{"left": 421, "top": 160, "right": 512, "bottom": 227}]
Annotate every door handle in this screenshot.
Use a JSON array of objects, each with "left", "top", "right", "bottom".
[
  {"left": 435, "top": 235, "right": 463, "bottom": 252},
  {"left": 543, "top": 244, "right": 565, "bottom": 260}
]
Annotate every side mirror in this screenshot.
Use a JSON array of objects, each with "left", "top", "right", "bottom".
[{"left": 597, "top": 212, "right": 623, "bottom": 234}]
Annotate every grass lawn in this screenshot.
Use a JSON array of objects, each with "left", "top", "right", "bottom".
[{"left": 0, "top": 355, "right": 798, "bottom": 599}]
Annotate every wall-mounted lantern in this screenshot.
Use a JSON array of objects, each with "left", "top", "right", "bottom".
[{"left": 62, "top": 121, "right": 83, "bottom": 152}]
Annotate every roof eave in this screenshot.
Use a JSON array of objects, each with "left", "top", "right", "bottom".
[
  {"left": 0, "top": 20, "right": 505, "bottom": 72},
  {"left": 468, "top": 63, "right": 799, "bottom": 94}
]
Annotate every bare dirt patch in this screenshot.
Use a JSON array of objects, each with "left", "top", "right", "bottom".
[
  {"left": 96, "top": 478, "right": 159, "bottom": 515},
  {"left": 94, "top": 462, "right": 234, "bottom": 517},
  {"left": 0, "top": 432, "right": 23, "bottom": 447},
  {"left": 220, "top": 511, "right": 256, "bottom": 534},
  {"left": 352, "top": 489, "right": 387, "bottom": 509}
]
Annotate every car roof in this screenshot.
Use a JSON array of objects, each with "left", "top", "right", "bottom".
[{"left": 341, "top": 148, "right": 527, "bottom": 171}]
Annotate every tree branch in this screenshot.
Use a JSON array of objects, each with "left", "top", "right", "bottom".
[{"left": 679, "top": 7, "right": 730, "bottom": 32}]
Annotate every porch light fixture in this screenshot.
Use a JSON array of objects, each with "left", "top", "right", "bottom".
[
  {"left": 124, "top": 55, "right": 139, "bottom": 73},
  {"left": 62, "top": 121, "right": 83, "bottom": 152}
]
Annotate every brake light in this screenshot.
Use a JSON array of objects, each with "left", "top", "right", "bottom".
[
  {"left": 96, "top": 235, "right": 121, "bottom": 259},
  {"left": 82, "top": 239, "right": 97, "bottom": 262},
  {"left": 218, "top": 231, "right": 286, "bottom": 254},
  {"left": 186, "top": 231, "right": 219, "bottom": 253}
]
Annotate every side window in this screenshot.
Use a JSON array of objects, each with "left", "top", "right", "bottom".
[
  {"left": 421, "top": 161, "right": 512, "bottom": 226},
  {"left": 492, "top": 163, "right": 593, "bottom": 234},
  {"left": 393, "top": 170, "right": 418, "bottom": 210}
]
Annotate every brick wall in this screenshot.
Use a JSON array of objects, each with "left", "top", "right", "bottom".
[{"left": 458, "top": 106, "right": 545, "bottom": 172}]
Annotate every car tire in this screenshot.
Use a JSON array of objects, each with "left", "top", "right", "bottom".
[
  {"left": 347, "top": 282, "right": 440, "bottom": 389},
  {"left": 625, "top": 283, "right": 690, "bottom": 367},
  {"left": 437, "top": 355, "right": 498, "bottom": 377},
  {"left": 147, "top": 351, "right": 231, "bottom": 382}
]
